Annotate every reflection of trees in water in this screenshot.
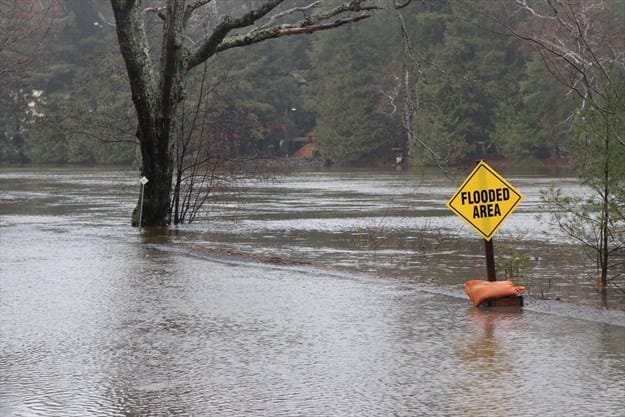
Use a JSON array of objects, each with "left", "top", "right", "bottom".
[{"left": 453, "top": 309, "right": 525, "bottom": 415}]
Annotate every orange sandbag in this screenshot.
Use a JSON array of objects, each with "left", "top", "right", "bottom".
[{"left": 464, "top": 280, "right": 525, "bottom": 307}]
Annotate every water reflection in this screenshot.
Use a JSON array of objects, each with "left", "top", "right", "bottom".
[{"left": 453, "top": 309, "right": 524, "bottom": 415}]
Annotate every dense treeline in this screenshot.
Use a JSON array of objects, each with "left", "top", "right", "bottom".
[
  {"left": 0, "top": 0, "right": 619, "bottom": 166},
  {"left": 310, "top": 1, "right": 584, "bottom": 164}
]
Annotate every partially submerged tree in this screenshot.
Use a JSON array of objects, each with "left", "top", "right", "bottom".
[
  {"left": 499, "top": 0, "right": 625, "bottom": 302},
  {"left": 109, "top": 0, "right": 378, "bottom": 227}
]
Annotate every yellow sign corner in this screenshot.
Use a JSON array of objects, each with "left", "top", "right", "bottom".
[{"left": 447, "top": 160, "right": 523, "bottom": 240}]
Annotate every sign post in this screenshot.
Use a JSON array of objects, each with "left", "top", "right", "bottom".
[
  {"left": 447, "top": 161, "right": 523, "bottom": 281},
  {"left": 139, "top": 176, "right": 149, "bottom": 229},
  {"left": 484, "top": 239, "right": 496, "bottom": 281}
]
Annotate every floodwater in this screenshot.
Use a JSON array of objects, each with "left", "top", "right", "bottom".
[{"left": 1, "top": 166, "right": 624, "bottom": 416}]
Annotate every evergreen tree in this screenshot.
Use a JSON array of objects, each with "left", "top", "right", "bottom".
[
  {"left": 413, "top": 2, "right": 523, "bottom": 164},
  {"left": 493, "top": 54, "right": 573, "bottom": 160},
  {"left": 307, "top": 10, "right": 400, "bottom": 163},
  {"left": 199, "top": 34, "right": 314, "bottom": 156},
  {"left": 0, "top": 0, "right": 58, "bottom": 163},
  {"left": 1, "top": 1, "right": 137, "bottom": 164},
  {"left": 393, "top": 0, "right": 450, "bottom": 166}
]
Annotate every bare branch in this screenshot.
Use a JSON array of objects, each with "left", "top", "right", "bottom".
[
  {"left": 184, "top": 0, "right": 378, "bottom": 71},
  {"left": 213, "top": 7, "right": 376, "bottom": 52},
  {"left": 0, "top": 1, "right": 59, "bottom": 88},
  {"left": 184, "top": 0, "right": 284, "bottom": 70},
  {"left": 393, "top": 0, "right": 414, "bottom": 9},
  {"left": 144, "top": 6, "right": 166, "bottom": 21},
  {"left": 494, "top": 0, "right": 624, "bottom": 117},
  {"left": 184, "top": 0, "right": 214, "bottom": 24},
  {"left": 187, "top": 0, "right": 214, "bottom": 14},
  {"left": 255, "top": 1, "right": 321, "bottom": 30}
]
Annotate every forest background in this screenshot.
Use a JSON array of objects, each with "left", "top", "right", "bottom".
[{"left": 3, "top": 0, "right": 621, "bottom": 167}]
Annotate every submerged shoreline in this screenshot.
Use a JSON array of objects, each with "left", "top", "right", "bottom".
[{"left": 157, "top": 241, "right": 625, "bottom": 328}]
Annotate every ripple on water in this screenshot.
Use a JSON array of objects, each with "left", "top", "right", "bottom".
[{"left": 2, "top": 167, "right": 625, "bottom": 416}]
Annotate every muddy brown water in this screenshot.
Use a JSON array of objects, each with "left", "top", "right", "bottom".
[{"left": 1, "top": 167, "right": 624, "bottom": 416}]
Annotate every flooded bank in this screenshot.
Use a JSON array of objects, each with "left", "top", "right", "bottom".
[
  {"left": 1, "top": 167, "right": 624, "bottom": 416},
  {"left": 182, "top": 166, "right": 623, "bottom": 308}
]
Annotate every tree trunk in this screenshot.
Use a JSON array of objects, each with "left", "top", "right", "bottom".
[
  {"left": 113, "top": 0, "right": 184, "bottom": 226},
  {"left": 132, "top": 129, "right": 174, "bottom": 227}
]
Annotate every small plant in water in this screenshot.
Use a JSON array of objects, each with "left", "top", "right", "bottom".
[{"left": 495, "top": 237, "right": 538, "bottom": 295}]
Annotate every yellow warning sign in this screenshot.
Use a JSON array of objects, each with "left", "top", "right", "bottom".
[{"left": 447, "top": 161, "right": 523, "bottom": 241}]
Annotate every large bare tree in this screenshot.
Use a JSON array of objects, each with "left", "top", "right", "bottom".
[{"left": 109, "top": 0, "right": 378, "bottom": 227}]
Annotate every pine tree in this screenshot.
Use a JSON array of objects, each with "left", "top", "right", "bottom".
[
  {"left": 307, "top": 11, "right": 400, "bottom": 163},
  {"left": 413, "top": 2, "right": 523, "bottom": 163},
  {"left": 493, "top": 54, "right": 573, "bottom": 160}
]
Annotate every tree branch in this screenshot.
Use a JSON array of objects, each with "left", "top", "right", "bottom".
[
  {"left": 184, "top": 0, "right": 378, "bottom": 71},
  {"left": 255, "top": 2, "right": 321, "bottom": 30},
  {"left": 184, "top": 0, "right": 214, "bottom": 25},
  {"left": 144, "top": 6, "right": 166, "bottom": 21},
  {"left": 393, "top": 0, "right": 414, "bottom": 9},
  {"left": 494, "top": 0, "right": 621, "bottom": 111},
  {"left": 184, "top": 0, "right": 284, "bottom": 70}
]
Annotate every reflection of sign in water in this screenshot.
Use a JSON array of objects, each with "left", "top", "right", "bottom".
[{"left": 447, "top": 161, "right": 523, "bottom": 241}]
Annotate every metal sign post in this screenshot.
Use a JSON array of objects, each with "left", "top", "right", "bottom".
[
  {"left": 138, "top": 176, "right": 148, "bottom": 229},
  {"left": 484, "top": 239, "right": 497, "bottom": 281}
]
